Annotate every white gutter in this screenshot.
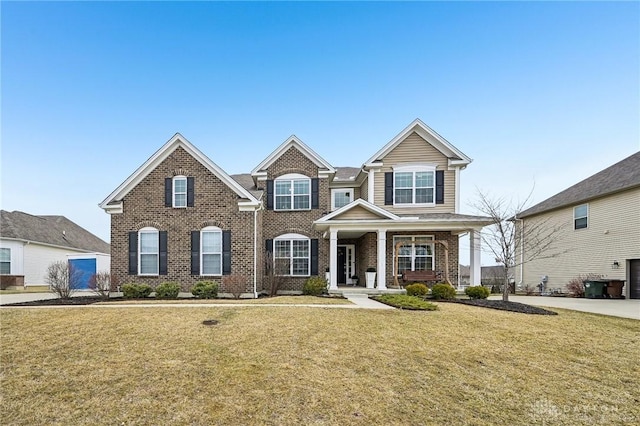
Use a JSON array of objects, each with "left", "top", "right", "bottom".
[{"left": 517, "top": 216, "right": 524, "bottom": 285}]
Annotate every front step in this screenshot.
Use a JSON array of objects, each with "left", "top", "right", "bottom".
[{"left": 330, "top": 287, "right": 406, "bottom": 296}]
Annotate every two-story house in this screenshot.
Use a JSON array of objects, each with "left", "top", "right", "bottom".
[{"left": 100, "top": 119, "right": 492, "bottom": 297}]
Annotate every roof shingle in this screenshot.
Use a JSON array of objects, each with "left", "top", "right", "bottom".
[
  {"left": 0, "top": 210, "right": 110, "bottom": 253},
  {"left": 519, "top": 151, "right": 640, "bottom": 218}
]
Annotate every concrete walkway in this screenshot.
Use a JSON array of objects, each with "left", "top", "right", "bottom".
[
  {"left": 491, "top": 295, "right": 640, "bottom": 320},
  {"left": 0, "top": 292, "right": 394, "bottom": 310}
]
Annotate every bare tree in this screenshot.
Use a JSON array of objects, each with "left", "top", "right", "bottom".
[
  {"left": 89, "top": 271, "right": 114, "bottom": 300},
  {"left": 472, "top": 189, "right": 567, "bottom": 301},
  {"left": 45, "top": 261, "right": 83, "bottom": 299}
]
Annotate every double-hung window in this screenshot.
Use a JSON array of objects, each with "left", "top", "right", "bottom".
[
  {"left": 574, "top": 204, "right": 588, "bottom": 230},
  {"left": 393, "top": 235, "right": 434, "bottom": 274},
  {"left": 0, "top": 248, "right": 10, "bottom": 274},
  {"left": 139, "top": 227, "right": 159, "bottom": 275},
  {"left": 275, "top": 174, "right": 310, "bottom": 210},
  {"left": 201, "top": 227, "right": 222, "bottom": 276},
  {"left": 394, "top": 165, "right": 435, "bottom": 205},
  {"left": 173, "top": 176, "right": 187, "bottom": 208},
  {"left": 274, "top": 234, "right": 310, "bottom": 276}
]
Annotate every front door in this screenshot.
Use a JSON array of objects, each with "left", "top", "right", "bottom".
[
  {"left": 630, "top": 259, "right": 640, "bottom": 299},
  {"left": 337, "top": 245, "right": 356, "bottom": 285},
  {"left": 337, "top": 247, "right": 346, "bottom": 284}
]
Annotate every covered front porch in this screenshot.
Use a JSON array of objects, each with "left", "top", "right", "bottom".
[{"left": 313, "top": 200, "right": 493, "bottom": 291}]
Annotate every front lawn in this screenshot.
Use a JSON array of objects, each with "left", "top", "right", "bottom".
[{"left": 1, "top": 304, "right": 639, "bottom": 425}]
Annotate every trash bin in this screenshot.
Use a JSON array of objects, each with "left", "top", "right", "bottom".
[
  {"left": 584, "top": 280, "right": 608, "bottom": 298},
  {"left": 606, "top": 280, "right": 625, "bottom": 299}
]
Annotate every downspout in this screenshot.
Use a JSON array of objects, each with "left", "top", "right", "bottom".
[
  {"left": 517, "top": 215, "right": 524, "bottom": 286},
  {"left": 253, "top": 202, "right": 263, "bottom": 299}
]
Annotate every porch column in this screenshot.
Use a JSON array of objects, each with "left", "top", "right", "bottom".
[
  {"left": 329, "top": 229, "right": 338, "bottom": 290},
  {"left": 470, "top": 229, "right": 481, "bottom": 286},
  {"left": 377, "top": 229, "right": 387, "bottom": 290}
]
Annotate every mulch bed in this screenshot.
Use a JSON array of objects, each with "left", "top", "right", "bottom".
[
  {"left": 4, "top": 296, "right": 119, "bottom": 307},
  {"left": 437, "top": 298, "right": 558, "bottom": 315}
]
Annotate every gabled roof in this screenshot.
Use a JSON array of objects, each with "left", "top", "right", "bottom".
[
  {"left": 1, "top": 210, "right": 110, "bottom": 253},
  {"left": 315, "top": 199, "right": 400, "bottom": 222},
  {"left": 230, "top": 173, "right": 263, "bottom": 199},
  {"left": 519, "top": 151, "right": 640, "bottom": 218},
  {"left": 251, "top": 135, "right": 336, "bottom": 176},
  {"left": 100, "top": 133, "right": 260, "bottom": 212},
  {"left": 364, "top": 118, "right": 472, "bottom": 167}
]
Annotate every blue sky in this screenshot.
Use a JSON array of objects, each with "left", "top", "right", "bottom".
[{"left": 2, "top": 1, "right": 638, "bottom": 265}]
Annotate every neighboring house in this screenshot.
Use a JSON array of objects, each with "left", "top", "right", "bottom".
[
  {"left": 458, "top": 264, "right": 514, "bottom": 288},
  {"left": 516, "top": 152, "right": 640, "bottom": 299},
  {"left": 100, "top": 119, "right": 493, "bottom": 296},
  {"left": 0, "top": 210, "right": 110, "bottom": 287}
]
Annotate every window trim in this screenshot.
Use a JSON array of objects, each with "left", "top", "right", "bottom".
[
  {"left": 274, "top": 173, "right": 311, "bottom": 211},
  {"left": 392, "top": 164, "right": 436, "bottom": 207},
  {"left": 331, "top": 188, "right": 354, "bottom": 210},
  {"left": 392, "top": 235, "right": 435, "bottom": 276},
  {"left": 173, "top": 175, "right": 187, "bottom": 208},
  {"left": 574, "top": 204, "right": 589, "bottom": 230},
  {"left": 0, "top": 247, "right": 11, "bottom": 275},
  {"left": 200, "top": 226, "right": 223, "bottom": 276},
  {"left": 274, "top": 233, "right": 311, "bottom": 276},
  {"left": 138, "top": 227, "right": 159, "bottom": 276}
]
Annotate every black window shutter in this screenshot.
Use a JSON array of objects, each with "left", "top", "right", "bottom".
[
  {"left": 187, "top": 177, "right": 195, "bottom": 207},
  {"left": 266, "top": 180, "right": 274, "bottom": 210},
  {"left": 310, "top": 239, "right": 318, "bottom": 276},
  {"left": 265, "top": 239, "right": 274, "bottom": 272},
  {"left": 384, "top": 172, "right": 393, "bottom": 205},
  {"left": 265, "top": 239, "right": 273, "bottom": 253},
  {"left": 165, "top": 178, "right": 172, "bottom": 207},
  {"left": 435, "top": 170, "right": 445, "bottom": 204},
  {"left": 222, "top": 230, "right": 232, "bottom": 275},
  {"left": 191, "top": 231, "right": 200, "bottom": 275},
  {"left": 128, "top": 232, "right": 138, "bottom": 275},
  {"left": 311, "top": 178, "right": 319, "bottom": 209},
  {"left": 159, "top": 231, "right": 168, "bottom": 275}
]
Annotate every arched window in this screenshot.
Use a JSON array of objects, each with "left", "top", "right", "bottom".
[
  {"left": 274, "top": 173, "right": 311, "bottom": 211},
  {"left": 274, "top": 233, "right": 310, "bottom": 276},
  {"left": 201, "top": 226, "right": 222, "bottom": 276},
  {"left": 138, "top": 227, "right": 159, "bottom": 275}
]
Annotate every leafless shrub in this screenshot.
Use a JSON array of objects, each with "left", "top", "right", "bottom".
[
  {"left": 521, "top": 283, "right": 536, "bottom": 296},
  {"left": 45, "top": 261, "right": 82, "bottom": 299},
  {"left": 567, "top": 273, "right": 604, "bottom": 298},
  {"left": 263, "top": 252, "right": 288, "bottom": 297},
  {"left": 224, "top": 274, "right": 248, "bottom": 299},
  {"left": 89, "top": 271, "right": 114, "bottom": 300}
]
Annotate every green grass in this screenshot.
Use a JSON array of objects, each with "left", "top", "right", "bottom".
[
  {"left": 1, "top": 305, "right": 639, "bottom": 425},
  {"left": 373, "top": 294, "right": 438, "bottom": 310}
]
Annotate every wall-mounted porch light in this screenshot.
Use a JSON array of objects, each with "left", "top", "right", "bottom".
[{"left": 612, "top": 260, "right": 620, "bottom": 269}]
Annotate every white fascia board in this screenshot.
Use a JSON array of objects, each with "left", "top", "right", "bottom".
[
  {"left": 364, "top": 119, "right": 472, "bottom": 165},
  {"left": 1, "top": 237, "right": 95, "bottom": 253},
  {"left": 251, "top": 135, "right": 336, "bottom": 176},
  {"left": 318, "top": 170, "right": 335, "bottom": 178},
  {"left": 238, "top": 200, "right": 261, "bottom": 211},
  {"left": 103, "top": 202, "right": 123, "bottom": 215},
  {"left": 364, "top": 161, "right": 383, "bottom": 169},
  {"left": 99, "top": 133, "right": 259, "bottom": 211},
  {"left": 314, "top": 219, "right": 491, "bottom": 233}
]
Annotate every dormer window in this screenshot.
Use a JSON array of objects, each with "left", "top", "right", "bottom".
[
  {"left": 173, "top": 176, "right": 187, "bottom": 208},
  {"left": 393, "top": 165, "right": 436, "bottom": 206},
  {"left": 275, "top": 174, "right": 310, "bottom": 211}
]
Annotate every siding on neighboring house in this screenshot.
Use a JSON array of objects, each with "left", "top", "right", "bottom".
[
  {"left": 517, "top": 187, "right": 640, "bottom": 291},
  {"left": 23, "top": 243, "right": 87, "bottom": 285},
  {"left": 372, "top": 132, "right": 456, "bottom": 214},
  {"left": 0, "top": 239, "right": 24, "bottom": 276},
  {"left": 111, "top": 146, "right": 256, "bottom": 293}
]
